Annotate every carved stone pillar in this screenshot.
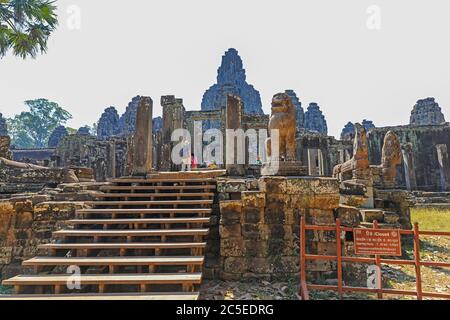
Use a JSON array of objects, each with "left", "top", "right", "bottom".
[
  {"left": 161, "top": 96, "right": 185, "bottom": 171},
  {"left": 131, "top": 97, "right": 153, "bottom": 176},
  {"left": 401, "top": 143, "right": 417, "bottom": 191},
  {"left": 308, "top": 149, "right": 319, "bottom": 176},
  {"left": 225, "top": 95, "right": 245, "bottom": 176}
]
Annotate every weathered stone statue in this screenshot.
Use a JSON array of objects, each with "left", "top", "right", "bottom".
[
  {"left": 266, "top": 93, "right": 297, "bottom": 161},
  {"left": 262, "top": 93, "right": 307, "bottom": 176},
  {"left": 380, "top": 131, "right": 402, "bottom": 186},
  {"left": 333, "top": 123, "right": 373, "bottom": 208},
  {"left": 333, "top": 123, "right": 370, "bottom": 181},
  {"left": 369, "top": 130, "right": 403, "bottom": 189}
]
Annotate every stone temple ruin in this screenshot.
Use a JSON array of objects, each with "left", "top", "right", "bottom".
[{"left": 0, "top": 49, "right": 449, "bottom": 300}]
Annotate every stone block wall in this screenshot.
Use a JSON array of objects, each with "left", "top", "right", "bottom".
[
  {"left": 0, "top": 198, "right": 87, "bottom": 279},
  {"left": 0, "top": 136, "right": 12, "bottom": 160},
  {"left": 215, "top": 176, "right": 341, "bottom": 281},
  {"left": 207, "top": 176, "right": 412, "bottom": 285},
  {"left": 0, "top": 183, "right": 104, "bottom": 280}
]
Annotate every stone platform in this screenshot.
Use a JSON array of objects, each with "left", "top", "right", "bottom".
[{"left": 260, "top": 161, "right": 308, "bottom": 176}]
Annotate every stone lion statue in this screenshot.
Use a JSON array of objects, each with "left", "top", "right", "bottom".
[
  {"left": 266, "top": 93, "right": 297, "bottom": 161},
  {"left": 333, "top": 123, "right": 370, "bottom": 180}
]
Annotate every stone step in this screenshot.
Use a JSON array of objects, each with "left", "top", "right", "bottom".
[
  {"left": 360, "top": 222, "right": 401, "bottom": 229},
  {"left": 3, "top": 273, "right": 203, "bottom": 293},
  {"left": 144, "top": 170, "right": 226, "bottom": 180},
  {"left": 53, "top": 228, "right": 209, "bottom": 239},
  {"left": 0, "top": 292, "right": 199, "bottom": 300},
  {"left": 95, "top": 193, "right": 214, "bottom": 199},
  {"left": 38, "top": 242, "right": 207, "bottom": 251},
  {"left": 412, "top": 191, "right": 450, "bottom": 198},
  {"left": 359, "top": 209, "right": 384, "bottom": 223},
  {"left": 414, "top": 197, "right": 450, "bottom": 204},
  {"left": 100, "top": 185, "right": 216, "bottom": 192},
  {"left": 68, "top": 217, "right": 210, "bottom": 227},
  {"left": 110, "top": 178, "right": 216, "bottom": 184},
  {"left": 23, "top": 256, "right": 204, "bottom": 268},
  {"left": 85, "top": 200, "right": 213, "bottom": 207},
  {"left": 76, "top": 208, "right": 212, "bottom": 217}
]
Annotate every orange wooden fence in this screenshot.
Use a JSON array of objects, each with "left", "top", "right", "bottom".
[{"left": 299, "top": 217, "right": 450, "bottom": 300}]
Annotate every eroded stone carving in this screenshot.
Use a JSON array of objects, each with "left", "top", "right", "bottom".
[
  {"left": 97, "top": 106, "right": 120, "bottom": 140},
  {"left": 333, "top": 123, "right": 370, "bottom": 180},
  {"left": 304, "top": 103, "right": 328, "bottom": 135},
  {"left": 201, "top": 48, "right": 263, "bottom": 114},
  {"left": 262, "top": 93, "right": 307, "bottom": 176},
  {"left": 380, "top": 131, "right": 402, "bottom": 186},
  {"left": 410, "top": 97, "right": 446, "bottom": 126}
]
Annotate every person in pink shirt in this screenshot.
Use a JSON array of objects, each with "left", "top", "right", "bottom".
[{"left": 191, "top": 153, "right": 198, "bottom": 169}]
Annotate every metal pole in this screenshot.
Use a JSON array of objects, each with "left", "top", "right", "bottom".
[
  {"left": 413, "top": 222, "right": 423, "bottom": 300},
  {"left": 336, "top": 219, "right": 343, "bottom": 299},
  {"left": 300, "top": 217, "right": 308, "bottom": 300},
  {"left": 373, "top": 220, "right": 383, "bottom": 299}
]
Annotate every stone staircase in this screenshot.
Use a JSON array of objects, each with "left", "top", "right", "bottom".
[
  {"left": 0, "top": 173, "right": 219, "bottom": 300},
  {"left": 412, "top": 191, "right": 450, "bottom": 209}
]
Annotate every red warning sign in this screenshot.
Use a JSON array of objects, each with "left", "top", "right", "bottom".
[{"left": 354, "top": 228, "right": 402, "bottom": 256}]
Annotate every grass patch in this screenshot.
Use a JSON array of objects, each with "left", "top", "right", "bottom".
[{"left": 410, "top": 208, "right": 450, "bottom": 232}]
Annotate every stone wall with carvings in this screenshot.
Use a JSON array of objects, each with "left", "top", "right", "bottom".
[
  {"left": 368, "top": 124, "right": 450, "bottom": 191},
  {"left": 410, "top": 97, "right": 446, "bottom": 126},
  {"left": 55, "top": 134, "right": 128, "bottom": 182},
  {"left": 201, "top": 48, "right": 263, "bottom": 115}
]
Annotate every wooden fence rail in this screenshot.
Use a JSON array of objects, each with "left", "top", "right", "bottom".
[{"left": 299, "top": 217, "right": 450, "bottom": 300}]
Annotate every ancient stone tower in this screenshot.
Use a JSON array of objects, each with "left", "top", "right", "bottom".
[
  {"left": 0, "top": 113, "right": 7, "bottom": 136},
  {"left": 362, "top": 119, "right": 375, "bottom": 131},
  {"left": 97, "top": 106, "right": 120, "bottom": 140},
  {"left": 48, "top": 126, "right": 68, "bottom": 148},
  {"left": 119, "top": 96, "right": 142, "bottom": 136},
  {"left": 77, "top": 126, "right": 90, "bottom": 135},
  {"left": 285, "top": 89, "right": 305, "bottom": 132},
  {"left": 341, "top": 120, "right": 375, "bottom": 140},
  {"left": 341, "top": 122, "right": 355, "bottom": 140},
  {"left": 304, "top": 103, "right": 328, "bottom": 135},
  {"left": 410, "top": 97, "right": 446, "bottom": 126},
  {"left": 201, "top": 48, "right": 263, "bottom": 114}
]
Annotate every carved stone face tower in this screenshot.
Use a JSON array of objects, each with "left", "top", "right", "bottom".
[{"left": 201, "top": 48, "right": 263, "bottom": 114}]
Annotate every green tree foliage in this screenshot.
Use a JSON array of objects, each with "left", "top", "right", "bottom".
[
  {"left": 0, "top": 0, "right": 58, "bottom": 59},
  {"left": 65, "top": 127, "right": 77, "bottom": 135},
  {"left": 7, "top": 98, "right": 72, "bottom": 148}
]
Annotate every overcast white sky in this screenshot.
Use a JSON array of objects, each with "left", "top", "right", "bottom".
[{"left": 1, "top": 0, "right": 449, "bottom": 137}]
